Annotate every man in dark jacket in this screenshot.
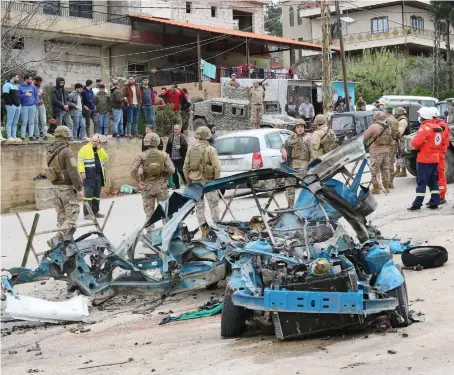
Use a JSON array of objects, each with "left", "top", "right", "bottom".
[
  {"left": 165, "top": 124, "right": 188, "bottom": 189},
  {"left": 111, "top": 80, "right": 124, "bottom": 137},
  {"left": 81, "top": 79, "right": 98, "bottom": 137},
  {"left": 2, "top": 72, "right": 21, "bottom": 141},
  {"left": 52, "top": 77, "right": 74, "bottom": 134}
]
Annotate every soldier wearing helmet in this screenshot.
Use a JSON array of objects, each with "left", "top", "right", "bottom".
[
  {"left": 131, "top": 132, "right": 175, "bottom": 233},
  {"left": 310, "top": 114, "right": 337, "bottom": 161},
  {"left": 384, "top": 104, "right": 399, "bottom": 189},
  {"left": 394, "top": 107, "right": 409, "bottom": 177},
  {"left": 281, "top": 119, "right": 312, "bottom": 207},
  {"left": 184, "top": 126, "right": 221, "bottom": 238},
  {"left": 363, "top": 111, "right": 393, "bottom": 194},
  {"left": 408, "top": 107, "right": 442, "bottom": 210},
  {"left": 46, "top": 126, "right": 83, "bottom": 248}
]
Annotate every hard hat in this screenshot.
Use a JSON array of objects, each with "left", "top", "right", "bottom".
[
  {"left": 144, "top": 132, "right": 160, "bottom": 146},
  {"left": 429, "top": 107, "right": 440, "bottom": 118},
  {"left": 395, "top": 107, "right": 406, "bottom": 116},
  {"left": 385, "top": 104, "right": 394, "bottom": 111},
  {"left": 54, "top": 126, "right": 71, "bottom": 138},
  {"left": 314, "top": 114, "right": 327, "bottom": 126},
  {"left": 373, "top": 112, "right": 386, "bottom": 121},
  {"left": 418, "top": 107, "right": 434, "bottom": 120},
  {"left": 311, "top": 258, "right": 331, "bottom": 276},
  {"left": 195, "top": 126, "right": 212, "bottom": 140}
]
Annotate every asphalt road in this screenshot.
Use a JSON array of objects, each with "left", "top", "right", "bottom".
[{"left": 1, "top": 175, "right": 454, "bottom": 375}]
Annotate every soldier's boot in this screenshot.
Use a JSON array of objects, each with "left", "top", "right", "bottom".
[
  {"left": 371, "top": 183, "right": 381, "bottom": 194},
  {"left": 200, "top": 224, "right": 210, "bottom": 239},
  {"left": 395, "top": 166, "right": 401, "bottom": 176},
  {"left": 389, "top": 177, "right": 395, "bottom": 189},
  {"left": 396, "top": 168, "right": 407, "bottom": 177},
  {"left": 383, "top": 183, "right": 391, "bottom": 193}
]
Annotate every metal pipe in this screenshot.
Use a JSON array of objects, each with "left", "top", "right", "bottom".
[
  {"left": 16, "top": 212, "right": 39, "bottom": 263},
  {"left": 220, "top": 186, "right": 238, "bottom": 221},
  {"left": 218, "top": 190, "right": 237, "bottom": 221},
  {"left": 249, "top": 179, "right": 276, "bottom": 245},
  {"left": 21, "top": 214, "right": 40, "bottom": 267},
  {"left": 101, "top": 201, "right": 115, "bottom": 232},
  {"left": 197, "top": 32, "right": 202, "bottom": 91}
]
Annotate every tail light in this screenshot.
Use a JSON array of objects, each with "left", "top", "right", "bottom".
[{"left": 252, "top": 152, "right": 263, "bottom": 169}]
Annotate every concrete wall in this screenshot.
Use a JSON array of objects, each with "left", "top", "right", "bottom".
[{"left": 0, "top": 139, "right": 145, "bottom": 213}]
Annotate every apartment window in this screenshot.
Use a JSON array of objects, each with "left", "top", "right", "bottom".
[
  {"left": 289, "top": 6, "right": 294, "bottom": 27},
  {"left": 11, "top": 37, "right": 24, "bottom": 50},
  {"left": 186, "top": 2, "right": 192, "bottom": 14},
  {"left": 411, "top": 16, "right": 424, "bottom": 31},
  {"left": 211, "top": 6, "right": 217, "bottom": 18},
  {"left": 371, "top": 17, "right": 389, "bottom": 34},
  {"left": 128, "top": 63, "right": 146, "bottom": 75},
  {"left": 297, "top": 6, "right": 303, "bottom": 25},
  {"left": 69, "top": 0, "right": 93, "bottom": 19},
  {"left": 43, "top": 1, "right": 61, "bottom": 16}
]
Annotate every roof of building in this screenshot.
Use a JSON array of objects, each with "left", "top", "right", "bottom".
[{"left": 129, "top": 14, "right": 336, "bottom": 52}]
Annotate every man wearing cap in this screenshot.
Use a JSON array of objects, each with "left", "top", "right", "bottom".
[
  {"left": 430, "top": 107, "right": 449, "bottom": 205},
  {"left": 46, "top": 126, "right": 83, "bottom": 247},
  {"left": 384, "top": 105, "right": 400, "bottom": 188},
  {"left": 407, "top": 107, "right": 442, "bottom": 210},
  {"left": 394, "top": 107, "right": 409, "bottom": 177},
  {"left": 363, "top": 111, "right": 392, "bottom": 194},
  {"left": 281, "top": 120, "right": 312, "bottom": 207},
  {"left": 227, "top": 73, "right": 240, "bottom": 88}
]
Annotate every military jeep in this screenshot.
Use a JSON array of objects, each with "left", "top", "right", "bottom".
[
  {"left": 402, "top": 98, "right": 454, "bottom": 182},
  {"left": 191, "top": 85, "right": 296, "bottom": 132}
]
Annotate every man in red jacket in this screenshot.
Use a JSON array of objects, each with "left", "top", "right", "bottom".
[
  {"left": 408, "top": 107, "right": 443, "bottom": 211},
  {"left": 429, "top": 107, "right": 449, "bottom": 205},
  {"left": 162, "top": 84, "right": 184, "bottom": 113}
]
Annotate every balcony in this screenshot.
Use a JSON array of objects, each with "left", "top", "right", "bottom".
[
  {"left": 329, "top": 27, "right": 454, "bottom": 51},
  {"left": 1, "top": 1, "right": 131, "bottom": 43}
]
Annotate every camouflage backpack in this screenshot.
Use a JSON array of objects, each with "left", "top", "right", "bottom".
[
  {"left": 45, "top": 144, "right": 67, "bottom": 182},
  {"left": 320, "top": 128, "right": 337, "bottom": 153},
  {"left": 189, "top": 143, "right": 215, "bottom": 179},
  {"left": 375, "top": 122, "right": 392, "bottom": 146},
  {"left": 144, "top": 149, "right": 165, "bottom": 178}
]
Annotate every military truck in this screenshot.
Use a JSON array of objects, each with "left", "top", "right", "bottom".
[
  {"left": 402, "top": 98, "right": 454, "bottom": 182},
  {"left": 191, "top": 85, "right": 296, "bottom": 132}
]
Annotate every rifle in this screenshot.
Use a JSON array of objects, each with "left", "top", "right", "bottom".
[{"left": 396, "top": 140, "right": 402, "bottom": 159}]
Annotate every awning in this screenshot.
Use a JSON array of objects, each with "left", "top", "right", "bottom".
[{"left": 129, "top": 14, "right": 337, "bottom": 52}]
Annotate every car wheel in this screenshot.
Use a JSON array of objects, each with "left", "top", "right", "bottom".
[
  {"left": 193, "top": 118, "right": 208, "bottom": 130},
  {"left": 401, "top": 246, "right": 448, "bottom": 269},
  {"left": 445, "top": 148, "right": 454, "bottom": 184},
  {"left": 388, "top": 266, "right": 409, "bottom": 328},
  {"left": 221, "top": 287, "right": 246, "bottom": 337},
  {"left": 404, "top": 157, "right": 417, "bottom": 177}
]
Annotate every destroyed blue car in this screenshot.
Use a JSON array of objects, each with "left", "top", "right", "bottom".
[{"left": 215, "top": 137, "right": 411, "bottom": 340}]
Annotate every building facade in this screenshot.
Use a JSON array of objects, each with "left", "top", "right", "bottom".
[
  {"left": 282, "top": 0, "right": 454, "bottom": 66},
  {"left": 1, "top": 0, "right": 266, "bottom": 87}
]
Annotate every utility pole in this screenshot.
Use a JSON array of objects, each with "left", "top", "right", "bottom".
[
  {"left": 197, "top": 32, "right": 202, "bottom": 91},
  {"left": 320, "top": 0, "right": 333, "bottom": 114},
  {"left": 335, "top": 0, "right": 350, "bottom": 111}
]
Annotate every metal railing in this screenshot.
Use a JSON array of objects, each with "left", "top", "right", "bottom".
[{"left": 1, "top": 1, "right": 130, "bottom": 25}]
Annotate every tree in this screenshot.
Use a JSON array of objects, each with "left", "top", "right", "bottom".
[
  {"left": 1, "top": 1, "right": 78, "bottom": 81},
  {"left": 264, "top": 1, "right": 282, "bottom": 37},
  {"left": 430, "top": 1, "right": 454, "bottom": 90},
  {"left": 338, "top": 49, "right": 406, "bottom": 104}
]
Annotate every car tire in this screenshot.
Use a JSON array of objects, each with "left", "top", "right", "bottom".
[
  {"left": 401, "top": 246, "right": 448, "bottom": 269},
  {"left": 388, "top": 280, "right": 410, "bottom": 328},
  {"left": 221, "top": 287, "right": 246, "bottom": 338},
  {"left": 445, "top": 148, "right": 454, "bottom": 184},
  {"left": 404, "top": 157, "right": 417, "bottom": 177},
  {"left": 193, "top": 118, "right": 208, "bottom": 130}
]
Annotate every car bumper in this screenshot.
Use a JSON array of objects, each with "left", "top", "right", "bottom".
[{"left": 232, "top": 288, "right": 398, "bottom": 315}]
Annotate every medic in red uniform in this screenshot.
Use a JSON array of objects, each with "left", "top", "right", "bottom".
[
  {"left": 408, "top": 107, "right": 443, "bottom": 211},
  {"left": 431, "top": 108, "right": 449, "bottom": 204}
]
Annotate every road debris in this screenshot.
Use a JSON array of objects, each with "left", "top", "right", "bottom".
[
  {"left": 69, "top": 325, "right": 91, "bottom": 334},
  {"left": 26, "top": 342, "right": 41, "bottom": 352},
  {"left": 388, "top": 350, "right": 397, "bottom": 354},
  {"left": 78, "top": 357, "right": 134, "bottom": 370},
  {"left": 159, "top": 298, "right": 222, "bottom": 325},
  {"left": 8, "top": 349, "right": 17, "bottom": 354}
]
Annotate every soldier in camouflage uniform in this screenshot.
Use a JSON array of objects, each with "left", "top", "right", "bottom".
[
  {"left": 310, "top": 114, "right": 337, "bottom": 161},
  {"left": 384, "top": 105, "right": 400, "bottom": 188},
  {"left": 248, "top": 81, "right": 265, "bottom": 129},
  {"left": 281, "top": 120, "right": 312, "bottom": 207},
  {"left": 46, "top": 126, "right": 83, "bottom": 247},
  {"left": 394, "top": 107, "right": 409, "bottom": 177},
  {"left": 131, "top": 132, "right": 175, "bottom": 233},
  {"left": 363, "top": 111, "right": 392, "bottom": 194},
  {"left": 184, "top": 126, "right": 221, "bottom": 238}
]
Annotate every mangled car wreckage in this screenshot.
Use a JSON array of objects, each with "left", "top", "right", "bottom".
[{"left": 3, "top": 136, "right": 411, "bottom": 340}]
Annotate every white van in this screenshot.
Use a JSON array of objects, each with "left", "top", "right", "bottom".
[{"left": 377, "top": 95, "right": 438, "bottom": 107}]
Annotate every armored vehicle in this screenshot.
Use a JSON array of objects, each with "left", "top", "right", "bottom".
[
  {"left": 331, "top": 111, "right": 374, "bottom": 144},
  {"left": 192, "top": 85, "right": 296, "bottom": 132}
]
